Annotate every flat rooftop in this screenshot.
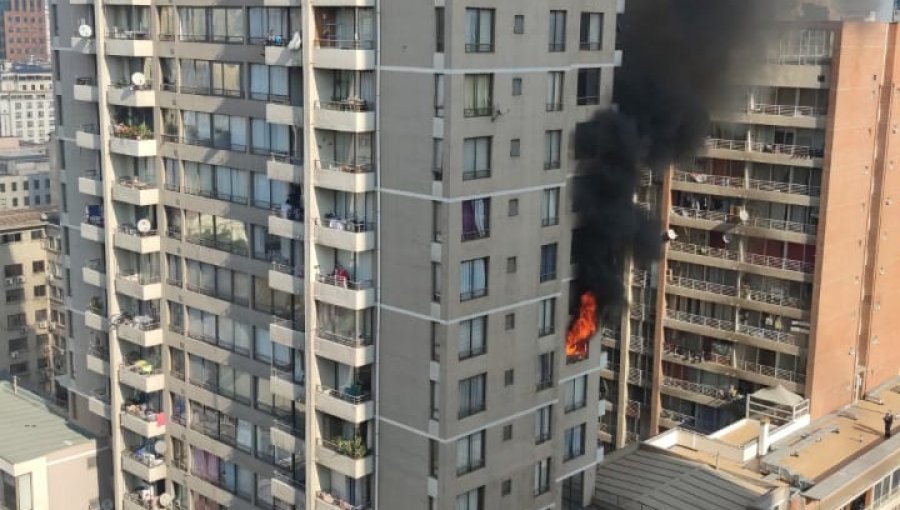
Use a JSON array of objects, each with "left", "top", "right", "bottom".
[
  {"left": 0, "top": 207, "right": 50, "bottom": 231},
  {"left": 0, "top": 380, "right": 95, "bottom": 464}
]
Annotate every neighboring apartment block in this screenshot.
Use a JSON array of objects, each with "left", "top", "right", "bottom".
[
  {"left": 52, "top": 1, "right": 620, "bottom": 510},
  {"left": 0, "top": 62, "right": 54, "bottom": 143},
  {"left": 3, "top": 0, "right": 48, "bottom": 61},
  {"left": 0, "top": 137, "right": 52, "bottom": 209},
  {"left": 0, "top": 207, "right": 64, "bottom": 395},
  {"left": 598, "top": 16, "right": 900, "bottom": 455}
]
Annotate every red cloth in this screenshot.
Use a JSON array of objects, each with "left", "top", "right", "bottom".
[{"left": 156, "top": 412, "right": 166, "bottom": 426}]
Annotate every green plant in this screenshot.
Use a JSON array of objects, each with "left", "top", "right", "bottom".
[{"left": 334, "top": 436, "right": 366, "bottom": 458}]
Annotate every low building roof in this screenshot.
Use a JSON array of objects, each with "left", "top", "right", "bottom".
[{"left": 0, "top": 381, "right": 95, "bottom": 464}]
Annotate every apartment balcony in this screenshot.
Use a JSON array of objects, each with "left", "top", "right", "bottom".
[
  {"left": 76, "top": 124, "right": 101, "bottom": 150},
  {"left": 627, "top": 367, "right": 647, "bottom": 386},
  {"left": 315, "top": 385, "right": 373, "bottom": 423},
  {"left": 664, "top": 309, "right": 805, "bottom": 354},
  {"left": 316, "top": 490, "right": 370, "bottom": 510},
  {"left": 117, "top": 317, "right": 162, "bottom": 347},
  {"left": 78, "top": 170, "right": 103, "bottom": 197},
  {"left": 314, "top": 273, "right": 376, "bottom": 310},
  {"left": 119, "top": 363, "right": 165, "bottom": 392},
  {"left": 734, "top": 103, "right": 826, "bottom": 130},
  {"left": 269, "top": 213, "right": 305, "bottom": 240},
  {"left": 266, "top": 101, "right": 304, "bottom": 125},
  {"left": 81, "top": 218, "right": 105, "bottom": 243},
  {"left": 313, "top": 39, "right": 376, "bottom": 70},
  {"left": 74, "top": 77, "right": 99, "bottom": 102},
  {"left": 270, "top": 473, "right": 303, "bottom": 507},
  {"left": 114, "top": 225, "right": 161, "bottom": 254},
  {"left": 70, "top": 35, "right": 96, "bottom": 54},
  {"left": 670, "top": 207, "right": 816, "bottom": 242},
  {"left": 84, "top": 306, "right": 109, "bottom": 331},
  {"left": 112, "top": 178, "right": 159, "bottom": 206},
  {"left": 702, "top": 138, "right": 823, "bottom": 167},
  {"left": 271, "top": 420, "right": 305, "bottom": 454},
  {"left": 109, "top": 127, "right": 157, "bottom": 157},
  {"left": 86, "top": 346, "right": 109, "bottom": 376},
  {"left": 315, "top": 330, "right": 374, "bottom": 367},
  {"left": 668, "top": 241, "right": 813, "bottom": 282},
  {"left": 315, "top": 100, "right": 375, "bottom": 132},
  {"left": 311, "top": 0, "right": 373, "bottom": 6},
  {"left": 271, "top": 367, "right": 305, "bottom": 401},
  {"left": 666, "top": 275, "right": 807, "bottom": 317},
  {"left": 316, "top": 439, "right": 374, "bottom": 478},
  {"left": 107, "top": 84, "right": 155, "bottom": 107},
  {"left": 82, "top": 258, "right": 106, "bottom": 288},
  {"left": 671, "top": 170, "right": 819, "bottom": 208},
  {"left": 660, "top": 375, "right": 742, "bottom": 407},
  {"left": 120, "top": 407, "right": 165, "bottom": 437},
  {"left": 121, "top": 450, "right": 166, "bottom": 482},
  {"left": 265, "top": 45, "right": 303, "bottom": 67},
  {"left": 88, "top": 391, "right": 112, "bottom": 419},
  {"left": 314, "top": 160, "right": 375, "bottom": 193},
  {"left": 314, "top": 217, "right": 375, "bottom": 252},
  {"left": 663, "top": 342, "right": 806, "bottom": 391},
  {"left": 269, "top": 262, "right": 304, "bottom": 295},
  {"left": 659, "top": 409, "right": 696, "bottom": 429},
  {"left": 267, "top": 155, "right": 304, "bottom": 183},
  {"left": 105, "top": 31, "right": 153, "bottom": 57},
  {"left": 115, "top": 271, "right": 162, "bottom": 300},
  {"left": 271, "top": 317, "right": 305, "bottom": 350}
]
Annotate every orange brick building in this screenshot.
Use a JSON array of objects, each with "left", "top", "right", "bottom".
[{"left": 4, "top": 0, "right": 48, "bottom": 61}]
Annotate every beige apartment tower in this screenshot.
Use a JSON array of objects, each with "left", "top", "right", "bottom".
[{"left": 50, "top": 0, "right": 621, "bottom": 509}]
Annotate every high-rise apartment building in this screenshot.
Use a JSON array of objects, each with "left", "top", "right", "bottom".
[
  {"left": 52, "top": 2, "right": 620, "bottom": 510},
  {"left": 0, "top": 61, "right": 55, "bottom": 143},
  {"left": 3, "top": 0, "right": 48, "bottom": 61},
  {"left": 597, "top": 15, "right": 900, "bottom": 453}
]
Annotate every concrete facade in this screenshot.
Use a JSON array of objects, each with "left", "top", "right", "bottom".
[{"left": 0, "top": 63, "right": 55, "bottom": 144}]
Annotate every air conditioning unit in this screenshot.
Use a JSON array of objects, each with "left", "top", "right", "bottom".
[
  {"left": 4, "top": 278, "right": 13, "bottom": 285},
  {"left": 38, "top": 321, "right": 47, "bottom": 329},
  {"left": 16, "top": 276, "right": 24, "bottom": 283},
  {"left": 10, "top": 351, "right": 18, "bottom": 359}
]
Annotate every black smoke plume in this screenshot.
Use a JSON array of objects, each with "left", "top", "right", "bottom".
[{"left": 572, "top": 0, "right": 781, "bottom": 316}]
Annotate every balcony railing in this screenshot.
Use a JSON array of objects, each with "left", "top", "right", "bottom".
[
  {"left": 75, "top": 76, "right": 96, "bottom": 86},
  {"left": 317, "top": 216, "right": 373, "bottom": 233},
  {"left": 705, "top": 138, "right": 824, "bottom": 159},
  {"left": 317, "top": 99, "right": 373, "bottom": 112},
  {"left": 660, "top": 408, "right": 695, "bottom": 425},
  {"left": 105, "top": 29, "right": 150, "bottom": 40},
  {"left": 316, "top": 272, "right": 374, "bottom": 291},
  {"left": 674, "top": 170, "right": 820, "bottom": 197},
  {"left": 627, "top": 367, "right": 646, "bottom": 385},
  {"left": 747, "top": 103, "right": 826, "bottom": 117},
  {"left": 736, "top": 358, "right": 806, "bottom": 384},
  {"left": 315, "top": 38, "right": 374, "bottom": 50},
  {"left": 117, "top": 269, "right": 161, "bottom": 285},
  {"left": 317, "top": 159, "right": 373, "bottom": 174},
  {"left": 463, "top": 105, "right": 493, "bottom": 118},
  {"left": 117, "top": 224, "right": 158, "bottom": 237},
  {"left": 111, "top": 124, "right": 153, "bottom": 140},
  {"left": 179, "top": 85, "right": 242, "bottom": 99},
  {"left": 320, "top": 437, "right": 369, "bottom": 459},
  {"left": 273, "top": 469, "right": 305, "bottom": 490},
  {"left": 668, "top": 241, "right": 813, "bottom": 273},
  {"left": 662, "top": 375, "right": 736, "bottom": 401},
  {"left": 319, "top": 329, "right": 371, "bottom": 348},
  {"left": 86, "top": 258, "right": 105, "bottom": 273},
  {"left": 317, "top": 491, "right": 370, "bottom": 510},
  {"left": 318, "top": 384, "right": 371, "bottom": 405},
  {"left": 665, "top": 309, "right": 804, "bottom": 347}
]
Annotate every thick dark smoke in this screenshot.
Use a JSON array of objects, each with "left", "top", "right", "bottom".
[{"left": 572, "top": 0, "right": 781, "bottom": 316}]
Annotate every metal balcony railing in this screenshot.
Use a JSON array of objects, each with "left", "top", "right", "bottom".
[
  {"left": 747, "top": 103, "right": 826, "bottom": 117},
  {"left": 668, "top": 241, "right": 813, "bottom": 273},
  {"left": 318, "top": 384, "right": 371, "bottom": 405},
  {"left": 705, "top": 138, "right": 824, "bottom": 159},
  {"left": 316, "top": 159, "right": 373, "bottom": 174},
  {"left": 316, "top": 273, "right": 374, "bottom": 291},
  {"left": 674, "top": 170, "right": 820, "bottom": 196}
]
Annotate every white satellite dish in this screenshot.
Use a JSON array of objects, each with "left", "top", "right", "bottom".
[
  {"left": 136, "top": 218, "right": 152, "bottom": 234},
  {"left": 78, "top": 24, "right": 93, "bottom": 38},
  {"left": 131, "top": 72, "right": 146, "bottom": 87},
  {"left": 101, "top": 499, "right": 113, "bottom": 510},
  {"left": 158, "top": 493, "right": 173, "bottom": 507},
  {"left": 722, "top": 233, "right": 731, "bottom": 244},
  {"left": 153, "top": 440, "right": 168, "bottom": 455},
  {"left": 664, "top": 229, "right": 678, "bottom": 241}
]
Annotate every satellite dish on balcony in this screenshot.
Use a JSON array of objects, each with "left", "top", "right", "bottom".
[
  {"left": 722, "top": 233, "right": 732, "bottom": 244},
  {"left": 131, "top": 72, "right": 146, "bottom": 87},
  {"left": 137, "top": 219, "right": 152, "bottom": 234},
  {"left": 100, "top": 500, "right": 113, "bottom": 510},
  {"left": 158, "top": 494, "right": 173, "bottom": 508},
  {"left": 78, "top": 24, "right": 93, "bottom": 38},
  {"left": 153, "top": 440, "right": 167, "bottom": 455}
]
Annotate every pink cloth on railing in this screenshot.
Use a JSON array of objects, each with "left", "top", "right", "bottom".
[{"left": 155, "top": 412, "right": 166, "bottom": 426}]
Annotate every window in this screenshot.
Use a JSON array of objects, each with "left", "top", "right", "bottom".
[
  {"left": 429, "top": 439, "right": 439, "bottom": 477},
  {"left": 435, "top": 7, "right": 445, "bottom": 53},
  {"left": 536, "top": 352, "right": 554, "bottom": 392},
  {"left": 459, "top": 258, "right": 488, "bottom": 301},
  {"left": 503, "top": 424, "right": 513, "bottom": 441},
  {"left": 432, "top": 262, "right": 441, "bottom": 302},
  {"left": 459, "top": 316, "right": 486, "bottom": 359},
  {"left": 430, "top": 381, "right": 439, "bottom": 419},
  {"left": 456, "top": 487, "right": 484, "bottom": 510},
  {"left": 463, "top": 137, "right": 491, "bottom": 180},
  {"left": 505, "top": 313, "right": 515, "bottom": 330},
  {"left": 456, "top": 431, "right": 485, "bottom": 475},
  {"left": 465, "top": 8, "right": 494, "bottom": 52},
  {"left": 510, "top": 139, "right": 521, "bottom": 157},
  {"left": 563, "top": 423, "right": 586, "bottom": 460},
  {"left": 547, "top": 72, "right": 564, "bottom": 111},
  {"left": 508, "top": 198, "right": 519, "bottom": 217},
  {"left": 6, "top": 289, "right": 24, "bottom": 303},
  {"left": 462, "top": 198, "right": 490, "bottom": 240},
  {"left": 564, "top": 376, "right": 587, "bottom": 412},
  {"left": 31, "top": 261, "right": 44, "bottom": 274},
  {"left": 434, "top": 74, "right": 445, "bottom": 117},
  {"left": 506, "top": 257, "right": 517, "bottom": 274},
  {"left": 542, "top": 189, "right": 560, "bottom": 226},
  {"left": 513, "top": 15, "right": 525, "bottom": 34},
  {"left": 458, "top": 374, "right": 486, "bottom": 418},
  {"left": 534, "top": 457, "right": 551, "bottom": 495},
  {"left": 549, "top": 11, "right": 567, "bottom": 51},
  {"left": 535, "top": 405, "right": 552, "bottom": 444},
  {"left": 538, "top": 298, "right": 556, "bottom": 336},
  {"left": 545, "top": 130, "right": 562, "bottom": 169},
  {"left": 580, "top": 13, "right": 604, "bottom": 50},
  {"left": 464, "top": 74, "right": 493, "bottom": 117},
  {"left": 577, "top": 68, "right": 602, "bottom": 105},
  {"left": 504, "top": 369, "right": 514, "bottom": 386},
  {"left": 33, "top": 285, "right": 46, "bottom": 297},
  {"left": 502, "top": 479, "right": 512, "bottom": 496},
  {"left": 5, "top": 264, "right": 23, "bottom": 277},
  {"left": 433, "top": 138, "right": 444, "bottom": 180},
  {"left": 512, "top": 77, "right": 522, "bottom": 96},
  {"left": 540, "top": 244, "right": 558, "bottom": 282}
]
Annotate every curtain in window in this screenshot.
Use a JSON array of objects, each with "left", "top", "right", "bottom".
[
  {"left": 213, "top": 114, "right": 230, "bottom": 149},
  {"left": 360, "top": 71, "right": 375, "bottom": 104},
  {"left": 271, "top": 124, "right": 289, "bottom": 154},
  {"left": 546, "top": 72, "right": 563, "bottom": 105},
  {"left": 248, "top": 9, "right": 265, "bottom": 40},
  {"left": 230, "top": 117, "right": 246, "bottom": 149},
  {"left": 250, "top": 64, "right": 269, "bottom": 98},
  {"left": 270, "top": 66, "right": 288, "bottom": 98},
  {"left": 252, "top": 119, "right": 269, "bottom": 152},
  {"left": 358, "top": 9, "right": 375, "bottom": 47}
]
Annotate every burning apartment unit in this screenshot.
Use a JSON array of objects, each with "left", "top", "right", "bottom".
[{"left": 594, "top": 1, "right": 900, "bottom": 457}]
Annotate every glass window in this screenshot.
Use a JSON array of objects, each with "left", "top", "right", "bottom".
[
  {"left": 463, "top": 137, "right": 491, "bottom": 180},
  {"left": 549, "top": 10, "right": 566, "bottom": 51},
  {"left": 456, "top": 487, "right": 483, "bottom": 510},
  {"left": 545, "top": 130, "right": 562, "bottom": 169},
  {"left": 463, "top": 74, "right": 493, "bottom": 117},
  {"left": 564, "top": 376, "right": 587, "bottom": 412},
  {"left": 458, "top": 316, "right": 486, "bottom": 359},
  {"left": 538, "top": 298, "right": 556, "bottom": 336},
  {"left": 577, "top": 68, "right": 602, "bottom": 105},
  {"left": 456, "top": 431, "right": 485, "bottom": 475},
  {"left": 459, "top": 258, "right": 488, "bottom": 301},
  {"left": 465, "top": 8, "right": 494, "bottom": 52},
  {"left": 534, "top": 457, "right": 551, "bottom": 495},
  {"left": 540, "top": 244, "right": 558, "bottom": 282},
  {"left": 580, "top": 13, "right": 603, "bottom": 50},
  {"left": 542, "top": 189, "right": 560, "bottom": 226},
  {"left": 563, "top": 423, "right": 586, "bottom": 460},
  {"left": 535, "top": 405, "right": 552, "bottom": 443},
  {"left": 461, "top": 198, "right": 490, "bottom": 240}
]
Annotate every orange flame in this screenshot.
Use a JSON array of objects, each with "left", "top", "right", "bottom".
[{"left": 566, "top": 292, "right": 598, "bottom": 360}]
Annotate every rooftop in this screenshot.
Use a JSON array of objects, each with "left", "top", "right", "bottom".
[
  {"left": 0, "top": 380, "right": 95, "bottom": 464},
  {"left": 0, "top": 207, "right": 51, "bottom": 231}
]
